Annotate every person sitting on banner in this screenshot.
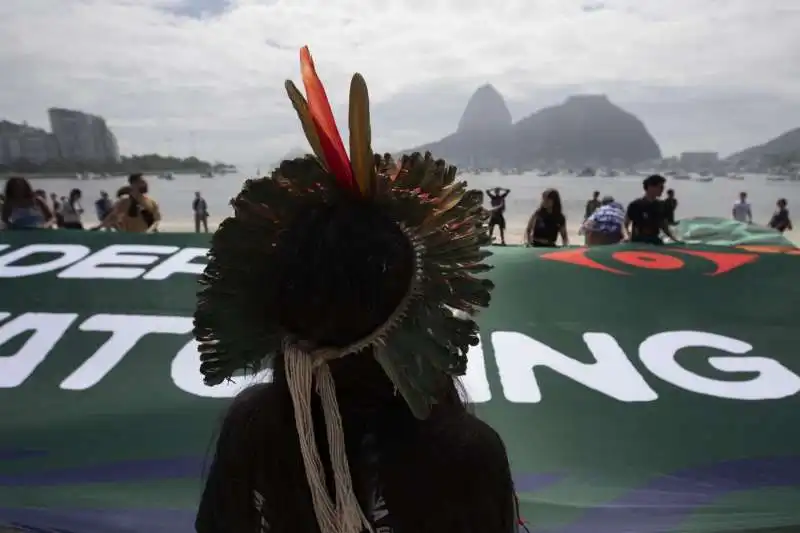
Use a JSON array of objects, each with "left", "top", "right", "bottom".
[
  {"left": 525, "top": 188, "right": 569, "bottom": 247},
  {"left": 92, "top": 174, "right": 161, "bottom": 233},
  {"left": 1, "top": 176, "right": 55, "bottom": 230},
  {"left": 580, "top": 195, "right": 627, "bottom": 246},
  {"left": 192, "top": 47, "right": 518, "bottom": 533}
]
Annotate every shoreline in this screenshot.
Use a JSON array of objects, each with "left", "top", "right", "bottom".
[
  {"left": 0, "top": 170, "right": 220, "bottom": 180},
  {"left": 157, "top": 219, "right": 799, "bottom": 246}
]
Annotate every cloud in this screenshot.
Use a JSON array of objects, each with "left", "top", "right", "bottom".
[{"left": 1, "top": 0, "right": 799, "bottom": 165}]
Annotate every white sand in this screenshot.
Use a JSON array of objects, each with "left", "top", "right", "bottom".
[{"left": 161, "top": 218, "right": 799, "bottom": 246}]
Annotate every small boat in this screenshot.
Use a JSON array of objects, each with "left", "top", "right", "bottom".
[
  {"left": 673, "top": 174, "right": 691, "bottom": 181},
  {"left": 694, "top": 176, "right": 714, "bottom": 183},
  {"left": 767, "top": 176, "right": 788, "bottom": 182},
  {"left": 201, "top": 171, "right": 214, "bottom": 178},
  {"left": 577, "top": 167, "right": 596, "bottom": 177},
  {"left": 158, "top": 172, "right": 174, "bottom": 181}
]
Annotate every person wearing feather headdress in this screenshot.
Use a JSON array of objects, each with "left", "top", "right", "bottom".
[{"left": 193, "top": 47, "right": 519, "bottom": 533}]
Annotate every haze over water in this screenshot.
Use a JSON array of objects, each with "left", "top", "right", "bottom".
[{"left": 27, "top": 173, "right": 799, "bottom": 234}]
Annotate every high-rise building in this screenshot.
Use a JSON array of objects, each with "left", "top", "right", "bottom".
[
  {"left": 0, "top": 120, "right": 60, "bottom": 165},
  {"left": 48, "top": 108, "right": 120, "bottom": 163},
  {"left": 679, "top": 151, "right": 719, "bottom": 172}
]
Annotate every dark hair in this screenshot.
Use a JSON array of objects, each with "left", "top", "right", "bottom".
[
  {"left": 3, "top": 176, "right": 34, "bottom": 202},
  {"left": 127, "top": 173, "right": 149, "bottom": 194},
  {"left": 643, "top": 174, "right": 666, "bottom": 190},
  {"left": 116, "top": 186, "right": 131, "bottom": 198},
  {"left": 69, "top": 188, "right": 82, "bottom": 201},
  {"left": 540, "top": 188, "right": 563, "bottom": 216},
  {"left": 199, "top": 198, "right": 516, "bottom": 533}
]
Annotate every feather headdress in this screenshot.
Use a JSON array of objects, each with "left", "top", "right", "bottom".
[{"left": 194, "top": 47, "right": 494, "bottom": 533}]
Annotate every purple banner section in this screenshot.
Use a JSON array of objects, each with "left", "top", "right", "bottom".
[
  {"left": 542, "top": 456, "right": 800, "bottom": 533},
  {"left": 0, "top": 457, "right": 204, "bottom": 486},
  {"left": 1, "top": 455, "right": 799, "bottom": 533}
]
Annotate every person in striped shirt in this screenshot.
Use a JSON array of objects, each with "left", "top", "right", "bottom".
[{"left": 580, "top": 195, "right": 627, "bottom": 245}]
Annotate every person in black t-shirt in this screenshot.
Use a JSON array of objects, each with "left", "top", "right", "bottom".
[
  {"left": 769, "top": 198, "right": 793, "bottom": 233},
  {"left": 663, "top": 188, "right": 678, "bottom": 225},
  {"left": 584, "top": 190, "right": 601, "bottom": 219},
  {"left": 625, "top": 175, "right": 681, "bottom": 245},
  {"left": 525, "top": 188, "right": 569, "bottom": 247}
]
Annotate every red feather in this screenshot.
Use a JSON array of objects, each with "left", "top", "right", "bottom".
[{"left": 300, "top": 47, "right": 356, "bottom": 192}]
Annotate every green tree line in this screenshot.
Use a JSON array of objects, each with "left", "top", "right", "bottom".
[{"left": 0, "top": 154, "right": 236, "bottom": 175}]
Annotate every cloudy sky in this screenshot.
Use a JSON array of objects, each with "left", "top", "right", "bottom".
[{"left": 1, "top": 0, "right": 799, "bottom": 168}]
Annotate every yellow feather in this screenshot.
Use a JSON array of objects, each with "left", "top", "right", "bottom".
[
  {"left": 348, "top": 73, "right": 375, "bottom": 196},
  {"left": 284, "top": 80, "right": 328, "bottom": 169}
]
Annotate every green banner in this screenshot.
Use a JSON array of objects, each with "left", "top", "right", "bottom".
[
  {"left": 676, "top": 217, "right": 796, "bottom": 247},
  {"left": 1, "top": 231, "right": 799, "bottom": 533}
]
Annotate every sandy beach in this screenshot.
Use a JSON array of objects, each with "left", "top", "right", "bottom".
[{"left": 159, "top": 218, "right": 800, "bottom": 246}]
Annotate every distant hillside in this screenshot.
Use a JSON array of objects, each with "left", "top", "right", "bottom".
[
  {"left": 405, "top": 89, "right": 661, "bottom": 168},
  {"left": 511, "top": 95, "right": 661, "bottom": 167},
  {"left": 728, "top": 127, "right": 800, "bottom": 165}
]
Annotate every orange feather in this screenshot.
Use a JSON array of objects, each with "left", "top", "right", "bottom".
[{"left": 299, "top": 47, "right": 356, "bottom": 192}]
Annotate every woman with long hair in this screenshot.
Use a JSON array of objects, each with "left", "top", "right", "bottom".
[
  {"left": 193, "top": 48, "right": 517, "bottom": 533},
  {"left": 0, "top": 176, "right": 54, "bottom": 230},
  {"left": 60, "top": 188, "right": 85, "bottom": 230},
  {"left": 525, "top": 188, "right": 569, "bottom": 247}
]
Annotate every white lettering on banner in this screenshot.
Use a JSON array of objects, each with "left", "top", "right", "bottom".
[
  {"left": 58, "top": 245, "right": 179, "bottom": 280},
  {"left": 639, "top": 331, "right": 800, "bottom": 400},
  {"left": 172, "top": 339, "right": 273, "bottom": 398},
  {"left": 0, "top": 312, "right": 798, "bottom": 402},
  {"left": 60, "top": 314, "right": 193, "bottom": 390},
  {"left": 492, "top": 331, "right": 658, "bottom": 402},
  {"left": 0, "top": 244, "right": 209, "bottom": 279},
  {"left": 0, "top": 244, "right": 91, "bottom": 278},
  {"left": 0, "top": 312, "right": 79, "bottom": 387},
  {"left": 143, "top": 247, "right": 208, "bottom": 280},
  {"left": 461, "top": 337, "right": 491, "bottom": 403}
]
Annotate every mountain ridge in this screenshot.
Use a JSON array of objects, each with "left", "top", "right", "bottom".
[
  {"left": 728, "top": 127, "right": 800, "bottom": 165},
  {"left": 405, "top": 87, "right": 662, "bottom": 168}
]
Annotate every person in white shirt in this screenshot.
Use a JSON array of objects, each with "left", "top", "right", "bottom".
[
  {"left": 60, "top": 188, "right": 85, "bottom": 230},
  {"left": 732, "top": 192, "right": 752, "bottom": 223}
]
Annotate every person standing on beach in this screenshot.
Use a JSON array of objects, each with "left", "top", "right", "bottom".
[
  {"left": 486, "top": 187, "right": 510, "bottom": 245},
  {"left": 93, "top": 173, "right": 161, "bottom": 232},
  {"left": 193, "top": 191, "right": 209, "bottom": 233},
  {"left": 50, "top": 192, "right": 64, "bottom": 228},
  {"left": 95, "top": 191, "right": 113, "bottom": 224},
  {"left": 59, "top": 188, "right": 85, "bottom": 230},
  {"left": 584, "top": 190, "right": 601, "bottom": 219},
  {"left": 768, "top": 198, "right": 793, "bottom": 233},
  {"left": 625, "top": 175, "right": 680, "bottom": 245},
  {"left": 525, "top": 188, "right": 569, "bottom": 247},
  {"left": 663, "top": 189, "right": 678, "bottom": 225},
  {"left": 732, "top": 192, "right": 752, "bottom": 223}
]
